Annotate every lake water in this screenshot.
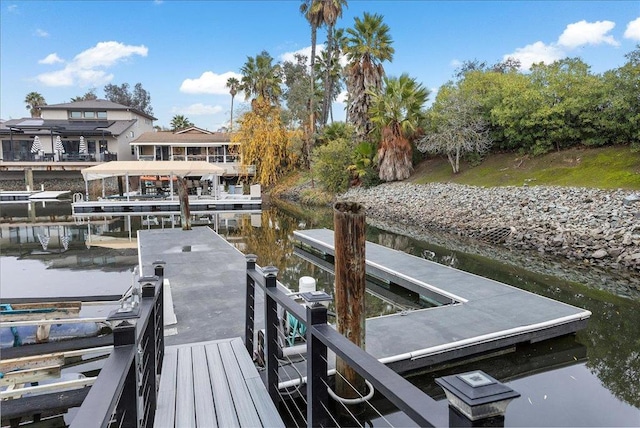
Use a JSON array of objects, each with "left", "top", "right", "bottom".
[{"left": 1, "top": 200, "right": 638, "bottom": 426}]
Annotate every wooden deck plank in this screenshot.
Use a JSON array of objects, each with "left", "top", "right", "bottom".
[
  {"left": 175, "top": 347, "right": 195, "bottom": 428},
  {"left": 245, "top": 378, "right": 285, "bottom": 428},
  {"left": 154, "top": 347, "right": 177, "bottom": 428},
  {"left": 218, "top": 341, "right": 263, "bottom": 428},
  {"left": 229, "top": 337, "right": 260, "bottom": 380},
  {"left": 191, "top": 345, "right": 217, "bottom": 428},
  {"left": 204, "top": 343, "right": 240, "bottom": 427}
]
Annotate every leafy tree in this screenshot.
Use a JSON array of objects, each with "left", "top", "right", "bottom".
[
  {"left": 344, "top": 12, "right": 395, "bottom": 142},
  {"left": 282, "top": 53, "right": 314, "bottom": 129},
  {"left": 226, "top": 77, "right": 240, "bottom": 131},
  {"left": 103, "top": 82, "right": 153, "bottom": 115},
  {"left": 71, "top": 88, "right": 98, "bottom": 102},
  {"left": 369, "top": 74, "right": 429, "bottom": 181},
  {"left": 312, "top": 136, "right": 352, "bottom": 193},
  {"left": 170, "top": 115, "right": 193, "bottom": 131},
  {"left": 232, "top": 99, "right": 300, "bottom": 186},
  {"left": 240, "top": 51, "right": 283, "bottom": 107},
  {"left": 601, "top": 45, "right": 640, "bottom": 147},
  {"left": 24, "top": 92, "right": 46, "bottom": 118},
  {"left": 419, "top": 85, "right": 492, "bottom": 174}
]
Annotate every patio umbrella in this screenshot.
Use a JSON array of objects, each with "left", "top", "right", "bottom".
[
  {"left": 79, "top": 136, "right": 87, "bottom": 154},
  {"left": 31, "top": 136, "right": 43, "bottom": 153},
  {"left": 54, "top": 136, "right": 65, "bottom": 154}
]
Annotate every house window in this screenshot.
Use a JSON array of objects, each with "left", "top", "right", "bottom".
[
  {"left": 97, "top": 111, "right": 107, "bottom": 119},
  {"left": 88, "top": 140, "right": 96, "bottom": 153},
  {"left": 84, "top": 111, "right": 96, "bottom": 119},
  {"left": 69, "top": 111, "right": 82, "bottom": 118},
  {"left": 129, "top": 131, "right": 134, "bottom": 138}
]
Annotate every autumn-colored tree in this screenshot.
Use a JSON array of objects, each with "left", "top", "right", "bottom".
[{"left": 232, "top": 99, "right": 300, "bottom": 186}]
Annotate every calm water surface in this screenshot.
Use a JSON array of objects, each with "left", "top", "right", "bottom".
[{"left": 1, "top": 201, "right": 638, "bottom": 426}]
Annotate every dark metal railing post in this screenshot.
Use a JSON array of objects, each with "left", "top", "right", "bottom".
[
  {"left": 139, "top": 274, "right": 160, "bottom": 427},
  {"left": 153, "top": 260, "right": 166, "bottom": 375},
  {"left": 108, "top": 308, "right": 140, "bottom": 428},
  {"left": 245, "top": 254, "right": 258, "bottom": 355},
  {"left": 263, "top": 265, "right": 280, "bottom": 404},
  {"left": 307, "top": 303, "right": 329, "bottom": 428}
]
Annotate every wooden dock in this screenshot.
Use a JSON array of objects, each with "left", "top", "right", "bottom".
[
  {"left": 294, "top": 228, "right": 591, "bottom": 372},
  {"left": 154, "top": 337, "right": 283, "bottom": 428},
  {"left": 73, "top": 197, "right": 261, "bottom": 216}
]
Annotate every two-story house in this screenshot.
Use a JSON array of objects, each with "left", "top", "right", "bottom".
[
  {"left": 131, "top": 126, "right": 255, "bottom": 178},
  {"left": 0, "top": 99, "right": 156, "bottom": 163}
]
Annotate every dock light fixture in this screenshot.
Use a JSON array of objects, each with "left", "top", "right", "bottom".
[
  {"left": 300, "top": 290, "right": 332, "bottom": 307},
  {"left": 435, "top": 370, "right": 520, "bottom": 423},
  {"left": 108, "top": 295, "right": 141, "bottom": 346}
]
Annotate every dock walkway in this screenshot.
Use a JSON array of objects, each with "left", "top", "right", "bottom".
[
  {"left": 294, "top": 228, "right": 591, "bottom": 372},
  {"left": 154, "top": 337, "right": 283, "bottom": 428}
]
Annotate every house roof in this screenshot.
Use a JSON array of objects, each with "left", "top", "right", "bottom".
[
  {"left": 81, "top": 161, "right": 226, "bottom": 181},
  {"left": 131, "top": 131, "right": 235, "bottom": 145},
  {"left": 0, "top": 118, "right": 137, "bottom": 137},
  {"left": 40, "top": 99, "right": 157, "bottom": 121}
]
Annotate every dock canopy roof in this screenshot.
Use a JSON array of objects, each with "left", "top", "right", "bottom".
[{"left": 81, "top": 161, "right": 225, "bottom": 181}]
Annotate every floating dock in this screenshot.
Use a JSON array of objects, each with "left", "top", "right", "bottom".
[
  {"left": 72, "top": 196, "right": 261, "bottom": 216},
  {"left": 294, "top": 228, "right": 591, "bottom": 372},
  {"left": 0, "top": 190, "right": 70, "bottom": 203}
]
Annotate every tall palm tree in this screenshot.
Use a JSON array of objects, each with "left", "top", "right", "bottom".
[
  {"left": 170, "top": 114, "right": 193, "bottom": 131},
  {"left": 300, "top": 0, "right": 324, "bottom": 137},
  {"left": 226, "top": 77, "right": 240, "bottom": 131},
  {"left": 343, "top": 12, "right": 395, "bottom": 142},
  {"left": 240, "top": 51, "right": 282, "bottom": 107},
  {"left": 24, "top": 92, "right": 46, "bottom": 118},
  {"left": 315, "top": 47, "right": 344, "bottom": 124},
  {"left": 369, "top": 74, "right": 429, "bottom": 181},
  {"left": 319, "top": 0, "right": 347, "bottom": 126}
]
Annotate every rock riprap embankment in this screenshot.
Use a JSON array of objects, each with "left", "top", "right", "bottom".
[{"left": 339, "top": 183, "right": 640, "bottom": 273}]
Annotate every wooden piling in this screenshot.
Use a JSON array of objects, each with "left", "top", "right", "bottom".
[
  {"left": 333, "top": 201, "right": 366, "bottom": 403},
  {"left": 177, "top": 177, "right": 191, "bottom": 230},
  {"left": 25, "top": 168, "right": 34, "bottom": 192}
]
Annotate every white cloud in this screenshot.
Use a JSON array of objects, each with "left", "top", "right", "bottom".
[
  {"left": 450, "top": 59, "right": 462, "bottom": 69},
  {"left": 336, "top": 90, "right": 348, "bottom": 104},
  {"left": 624, "top": 17, "right": 640, "bottom": 40},
  {"left": 172, "top": 103, "right": 223, "bottom": 115},
  {"left": 38, "top": 53, "right": 64, "bottom": 64},
  {"left": 7, "top": 4, "right": 18, "bottom": 12},
  {"left": 503, "top": 41, "right": 565, "bottom": 70},
  {"left": 35, "top": 28, "right": 49, "bottom": 38},
  {"left": 73, "top": 41, "right": 148, "bottom": 69},
  {"left": 557, "top": 20, "right": 619, "bottom": 48},
  {"left": 35, "top": 41, "right": 147, "bottom": 87},
  {"left": 180, "top": 71, "right": 242, "bottom": 95},
  {"left": 280, "top": 46, "right": 322, "bottom": 65}
]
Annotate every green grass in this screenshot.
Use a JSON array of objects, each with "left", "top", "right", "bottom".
[{"left": 411, "top": 146, "right": 640, "bottom": 189}]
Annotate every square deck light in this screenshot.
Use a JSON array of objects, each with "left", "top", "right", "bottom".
[
  {"left": 300, "top": 290, "right": 332, "bottom": 305},
  {"left": 435, "top": 370, "right": 520, "bottom": 421}
]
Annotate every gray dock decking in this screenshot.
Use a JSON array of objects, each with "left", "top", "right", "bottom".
[
  {"left": 294, "top": 228, "right": 591, "bottom": 372},
  {"left": 154, "top": 337, "right": 284, "bottom": 428}
]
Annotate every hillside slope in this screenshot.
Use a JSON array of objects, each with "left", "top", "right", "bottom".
[{"left": 410, "top": 146, "right": 640, "bottom": 189}]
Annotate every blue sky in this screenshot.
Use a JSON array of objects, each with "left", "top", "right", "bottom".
[{"left": 1, "top": 1, "right": 638, "bottom": 129}]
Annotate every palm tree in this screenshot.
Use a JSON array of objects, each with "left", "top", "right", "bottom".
[
  {"left": 300, "top": 0, "right": 324, "bottom": 136},
  {"left": 170, "top": 115, "right": 194, "bottom": 131},
  {"left": 369, "top": 74, "right": 429, "bottom": 181},
  {"left": 343, "top": 12, "right": 395, "bottom": 142},
  {"left": 25, "top": 92, "right": 46, "bottom": 118},
  {"left": 315, "top": 33, "right": 345, "bottom": 124},
  {"left": 319, "top": 0, "right": 347, "bottom": 126},
  {"left": 226, "top": 77, "right": 240, "bottom": 131},
  {"left": 240, "top": 51, "right": 282, "bottom": 107}
]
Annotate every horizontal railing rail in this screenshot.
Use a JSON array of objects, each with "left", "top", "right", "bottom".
[{"left": 244, "top": 255, "right": 450, "bottom": 427}]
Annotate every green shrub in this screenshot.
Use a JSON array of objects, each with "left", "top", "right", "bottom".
[{"left": 312, "top": 138, "right": 352, "bottom": 193}]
